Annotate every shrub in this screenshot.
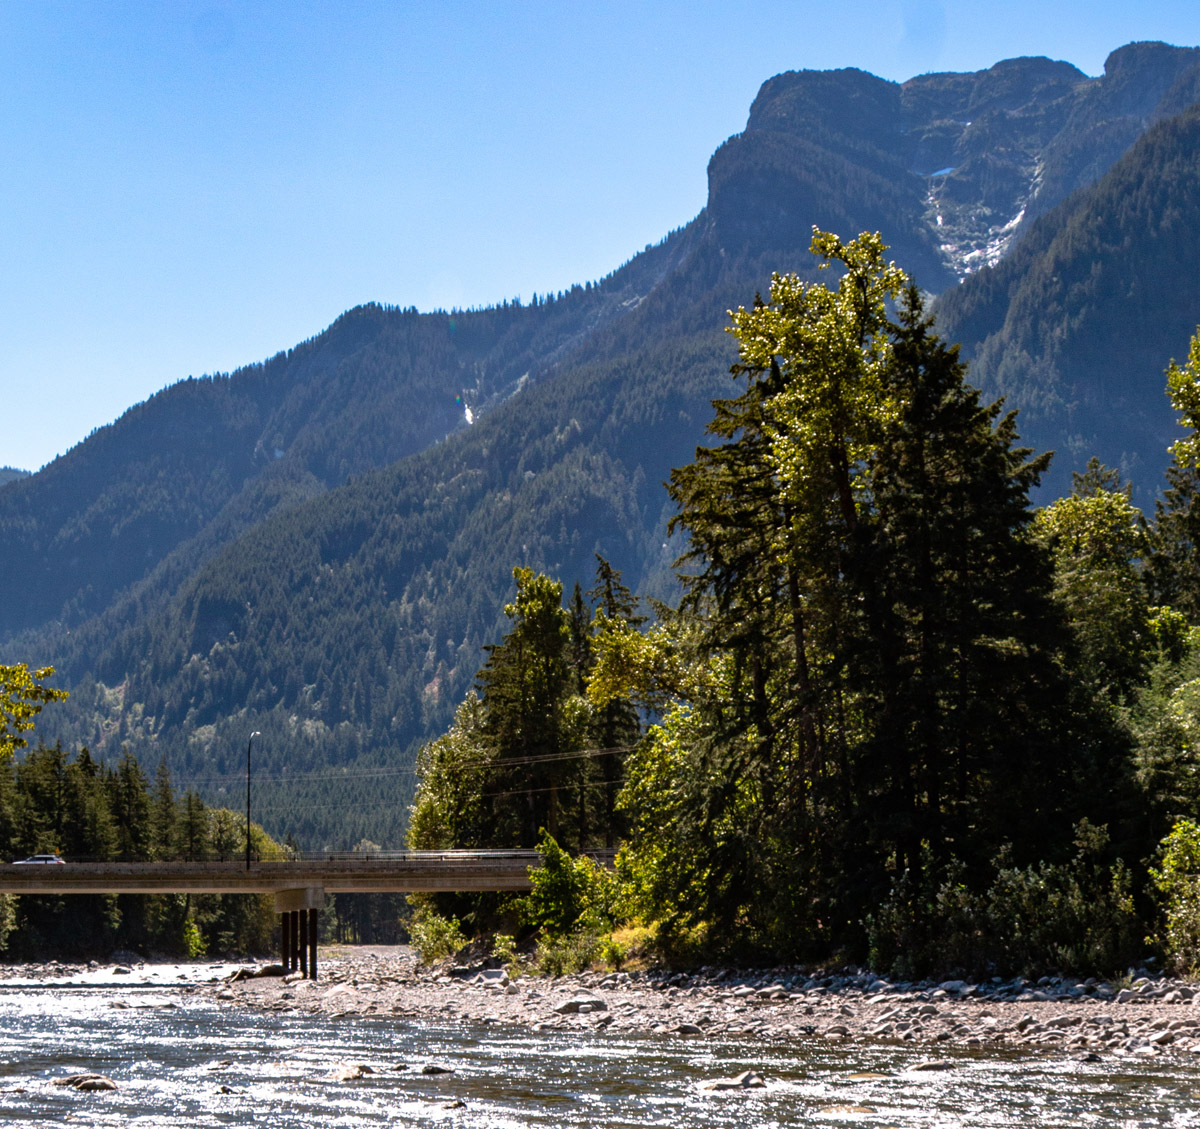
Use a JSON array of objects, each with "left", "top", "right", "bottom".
[
  {"left": 1150, "top": 819, "right": 1200, "bottom": 974},
  {"left": 867, "top": 822, "right": 1142, "bottom": 978},
  {"left": 523, "top": 830, "right": 622, "bottom": 936},
  {"left": 409, "top": 909, "right": 466, "bottom": 965},
  {"left": 534, "top": 924, "right": 604, "bottom": 976},
  {"left": 492, "top": 932, "right": 520, "bottom": 977},
  {"left": 183, "top": 920, "right": 207, "bottom": 959}
]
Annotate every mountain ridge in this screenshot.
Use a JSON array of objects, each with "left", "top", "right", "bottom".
[{"left": 6, "top": 40, "right": 1200, "bottom": 846}]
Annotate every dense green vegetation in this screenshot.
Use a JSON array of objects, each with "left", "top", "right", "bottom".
[
  {"left": 936, "top": 103, "right": 1200, "bottom": 499},
  {"left": 0, "top": 665, "right": 404, "bottom": 956},
  {"left": 410, "top": 232, "right": 1200, "bottom": 978}
]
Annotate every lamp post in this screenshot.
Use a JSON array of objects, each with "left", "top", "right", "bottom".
[{"left": 246, "top": 731, "right": 261, "bottom": 871}]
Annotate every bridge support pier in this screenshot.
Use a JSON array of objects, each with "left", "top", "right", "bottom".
[
  {"left": 281, "top": 910, "right": 292, "bottom": 972},
  {"left": 275, "top": 888, "right": 323, "bottom": 981}
]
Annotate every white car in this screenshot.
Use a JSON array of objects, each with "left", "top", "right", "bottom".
[{"left": 12, "top": 854, "right": 65, "bottom": 865}]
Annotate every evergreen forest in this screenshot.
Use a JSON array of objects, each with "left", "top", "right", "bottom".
[
  {"left": 406, "top": 231, "right": 1200, "bottom": 978},
  {"left": 0, "top": 671, "right": 406, "bottom": 957}
]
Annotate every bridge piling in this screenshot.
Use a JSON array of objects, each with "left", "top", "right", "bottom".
[
  {"left": 275, "top": 888, "right": 323, "bottom": 980},
  {"left": 308, "top": 908, "right": 318, "bottom": 981},
  {"left": 299, "top": 909, "right": 309, "bottom": 978},
  {"left": 281, "top": 911, "right": 292, "bottom": 972}
]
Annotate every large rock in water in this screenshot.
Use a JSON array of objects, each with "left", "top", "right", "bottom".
[
  {"left": 702, "top": 1070, "right": 766, "bottom": 1091},
  {"left": 53, "top": 1073, "right": 118, "bottom": 1091}
]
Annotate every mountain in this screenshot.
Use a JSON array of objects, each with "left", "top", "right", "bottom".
[
  {"left": 4, "top": 41, "right": 1200, "bottom": 847},
  {"left": 935, "top": 101, "right": 1200, "bottom": 497}
]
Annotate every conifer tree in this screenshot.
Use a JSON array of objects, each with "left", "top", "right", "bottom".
[
  {"left": 629, "top": 233, "right": 1079, "bottom": 956},
  {"left": 1150, "top": 328, "right": 1200, "bottom": 617},
  {"left": 477, "top": 567, "right": 574, "bottom": 845},
  {"left": 588, "top": 555, "right": 644, "bottom": 846},
  {"left": 851, "top": 288, "right": 1070, "bottom": 896}
]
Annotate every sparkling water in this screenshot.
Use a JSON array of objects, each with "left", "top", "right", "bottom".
[{"left": 2, "top": 976, "right": 1200, "bottom": 1127}]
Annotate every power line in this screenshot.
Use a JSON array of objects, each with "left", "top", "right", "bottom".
[{"left": 175, "top": 744, "right": 635, "bottom": 790}]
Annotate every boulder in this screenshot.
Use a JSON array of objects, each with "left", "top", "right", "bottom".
[
  {"left": 554, "top": 995, "right": 607, "bottom": 1015},
  {"left": 702, "top": 1070, "right": 766, "bottom": 1091},
  {"left": 326, "top": 1064, "right": 368, "bottom": 1082},
  {"left": 472, "top": 969, "right": 509, "bottom": 989},
  {"left": 54, "top": 1073, "right": 117, "bottom": 1091},
  {"left": 74, "top": 1076, "right": 118, "bottom": 1092}
]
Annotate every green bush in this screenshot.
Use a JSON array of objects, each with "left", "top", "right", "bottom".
[
  {"left": 492, "top": 932, "right": 520, "bottom": 977},
  {"left": 409, "top": 909, "right": 466, "bottom": 965},
  {"left": 183, "top": 919, "right": 207, "bottom": 959},
  {"left": 523, "top": 830, "right": 622, "bottom": 936},
  {"left": 867, "top": 822, "right": 1142, "bottom": 978},
  {"left": 534, "top": 926, "right": 603, "bottom": 976},
  {"left": 0, "top": 894, "right": 15, "bottom": 954},
  {"left": 1150, "top": 819, "right": 1200, "bottom": 974}
]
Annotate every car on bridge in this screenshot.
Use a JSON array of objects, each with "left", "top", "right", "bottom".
[{"left": 12, "top": 855, "right": 65, "bottom": 865}]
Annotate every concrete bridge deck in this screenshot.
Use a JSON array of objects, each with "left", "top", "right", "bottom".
[
  {"left": 0, "top": 850, "right": 567, "bottom": 895},
  {"left": 0, "top": 848, "right": 617, "bottom": 981}
]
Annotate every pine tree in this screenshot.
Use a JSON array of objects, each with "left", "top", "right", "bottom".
[
  {"left": 150, "top": 759, "right": 177, "bottom": 861},
  {"left": 629, "top": 236, "right": 1081, "bottom": 956},
  {"left": 851, "top": 287, "right": 1072, "bottom": 897},
  {"left": 588, "top": 556, "right": 644, "bottom": 847}
]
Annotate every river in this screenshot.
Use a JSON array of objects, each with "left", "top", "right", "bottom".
[{"left": 3, "top": 973, "right": 1200, "bottom": 1126}]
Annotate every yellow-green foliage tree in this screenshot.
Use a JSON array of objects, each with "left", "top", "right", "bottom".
[
  {"left": 0, "top": 664, "right": 66, "bottom": 953},
  {"left": 0, "top": 664, "right": 67, "bottom": 761}
]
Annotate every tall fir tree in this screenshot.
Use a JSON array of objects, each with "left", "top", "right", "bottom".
[{"left": 626, "top": 234, "right": 1084, "bottom": 958}]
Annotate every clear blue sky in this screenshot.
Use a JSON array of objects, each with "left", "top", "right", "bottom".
[{"left": 4, "top": 1, "right": 1200, "bottom": 473}]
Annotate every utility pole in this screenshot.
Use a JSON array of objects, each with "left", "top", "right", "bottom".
[{"left": 246, "top": 731, "right": 261, "bottom": 870}]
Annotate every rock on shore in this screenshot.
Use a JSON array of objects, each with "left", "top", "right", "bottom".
[{"left": 196, "top": 947, "right": 1200, "bottom": 1061}]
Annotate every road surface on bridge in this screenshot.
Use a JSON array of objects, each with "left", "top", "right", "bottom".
[{"left": 0, "top": 850, "right": 576, "bottom": 895}]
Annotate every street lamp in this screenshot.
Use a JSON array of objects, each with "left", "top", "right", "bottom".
[{"left": 246, "top": 731, "right": 261, "bottom": 871}]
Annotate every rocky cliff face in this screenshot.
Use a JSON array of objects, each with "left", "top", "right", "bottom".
[{"left": 710, "top": 44, "right": 1200, "bottom": 286}]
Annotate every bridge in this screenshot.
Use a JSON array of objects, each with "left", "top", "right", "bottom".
[{"left": 0, "top": 850, "right": 579, "bottom": 981}]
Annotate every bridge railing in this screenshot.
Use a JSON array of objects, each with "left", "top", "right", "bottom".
[{"left": 9, "top": 848, "right": 617, "bottom": 866}]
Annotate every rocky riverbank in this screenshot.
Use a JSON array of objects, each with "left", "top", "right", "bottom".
[{"left": 193, "top": 947, "right": 1200, "bottom": 1061}]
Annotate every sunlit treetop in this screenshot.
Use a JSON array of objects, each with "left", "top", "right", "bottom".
[
  {"left": 0, "top": 664, "right": 68, "bottom": 762},
  {"left": 726, "top": 229, "right": 908, "bottom": 522},
  {"left": 1167, "top": 327, "right": 1200, "bottom": 470}
]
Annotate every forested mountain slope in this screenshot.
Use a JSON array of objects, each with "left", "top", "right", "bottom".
[
  {"left": 6, "top": 41, "right": 1200, "bottom": 848},
  {"left": 935, "top": 103, "right": 1200, "bottom": 497},
  {"left": 0, "top": 238, "right": 691, "bottom": 638}
]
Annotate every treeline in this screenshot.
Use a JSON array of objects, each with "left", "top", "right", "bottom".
[
  {"left": 408, "top": 559, "right": 643, "bottom": 856},
  {"left": 0, "top": 738, "right": 290, "bottom": 959},
  {"left": 0, "top": 738, "right": 409, "bottom": 957},
  {"left": 409, "top": 231, "right": 1200, "bottom": 979}
]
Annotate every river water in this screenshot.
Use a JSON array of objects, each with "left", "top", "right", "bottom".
[{"left": 3, "top": 974, "right": 1200, "bottom": 1127}]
